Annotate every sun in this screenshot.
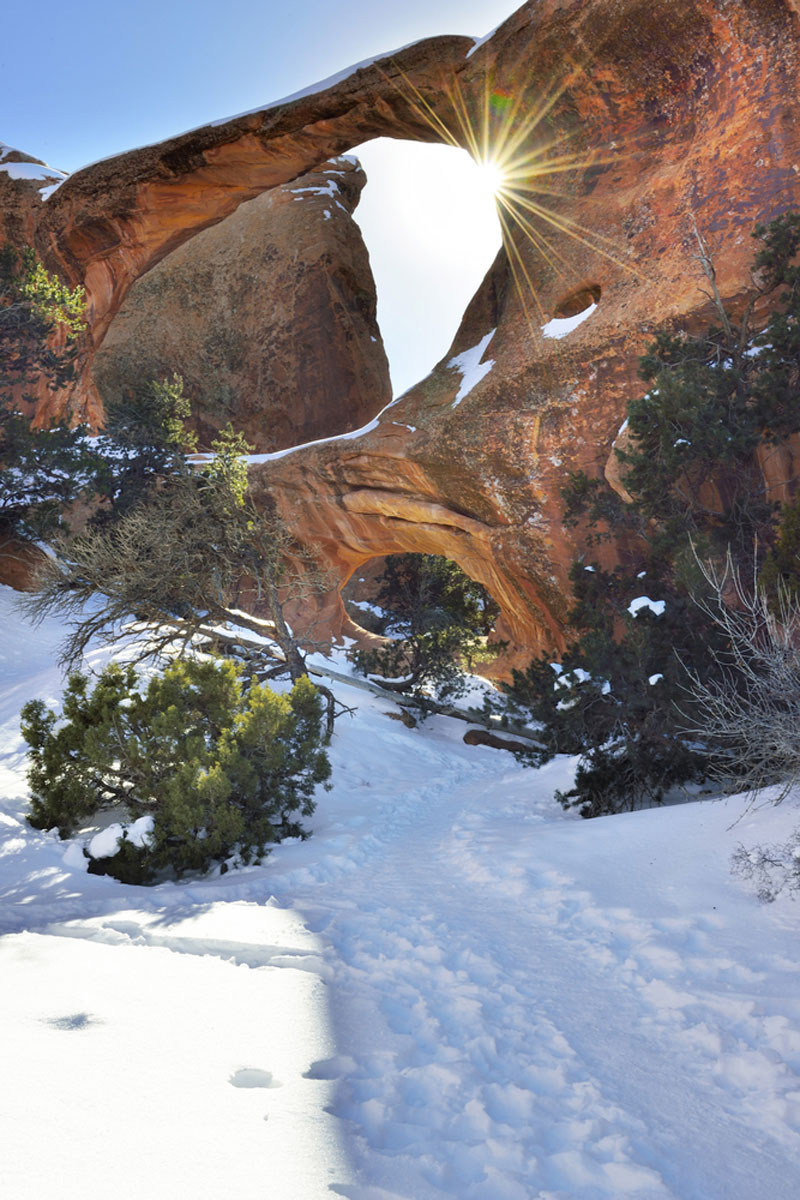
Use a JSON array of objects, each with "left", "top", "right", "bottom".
[
  {"left": 474, "top": 156, "right": 507, "bottom": 200},
  {"left": 375, "top": 54, "right": 643, "bottom": 339}
]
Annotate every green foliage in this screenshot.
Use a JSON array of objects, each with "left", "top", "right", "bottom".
[
  {"left": 203, "top": 422, "right": 252, "bottom": 508},
  {"left": 619, "top": 212, "right": 800, "bottom": 560},
  {"left": 0, "top": 246, "right": 85, "bottom": 392},
  {"left": 499, "top": 561, "right": 716, "bottom": 816},
  {"left": 21, "top": 658, "right": 331, "bottom": 883},
  {"left": 499, "top": 212, "right": 800, "bottom": 817},
  {"left": 0, "top": 413, "right": 105, "bottom": 540},
  {"left": 16, "top": 254, "right": 85, "bottom": 340},
  {"left": 0, "top": 259, "right": 206, "bottom": 540},
  {"left": 26, "top": 397, "right": 329, "bottom": 716},
  {"left": 560, "top": 470, "right": 629, "bottom": 544},
  {"left": 91, "top": 374, "right": 199, "bottom": 521},
  {"left": 0, "top": 249, "right": 100, "bottom": 539},
  {"left": 353, "top": 554, "right": 499, "bottom": 712}
]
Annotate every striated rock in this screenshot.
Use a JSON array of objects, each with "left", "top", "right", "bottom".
[
  {"left": 92, "top": 158, "right": 389, "bottom": 452},
  {"left": 247, "top": 0, "right": 800, "bottom": 664},
  {"left": 5, "top": 0, "right": 800, "bottom": 660}
]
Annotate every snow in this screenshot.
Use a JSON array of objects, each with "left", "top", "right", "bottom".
[
  {"left": 243, "top": 392, "right": 405, "bottom": 465},
  {"left": 0, "top": 153, "right": 68, "bottom": 201},
  {"left": 555, "top": 667, "right": 592, "bottom": 688},
  {"left": 206, "top": 43, "right": 421, "bottom": 129},
  {"left": 628, "top": 595, "right": 667, "bottom": 618},
  {"left": 447, "top": 329, "right": 496, "bottom": 407},
  {"left": 244, "top": 414, "right": 383, "bottom": 464},
  {"left": 290, "top": 178, "right": 340, "bottom": 200},
  {"left": 467, "top": 24, "right": 503, "bottom": 58},
  {"left": 0, "top": 143, "right": 68, "bottom": 199},
  {"left": 88, "top": 815, "right": 154, "bottom": 859},
  {"left": 2, "top": 585, "right": 800, "bottom": 1198},
  {"left": 555, "top": 668, "right": 610, "bottom": 704},
  {"left": 541, "top": 302, "right": 597, "bottom": 340},
  {"left": 0, "top": 160, "right": 65, "bottom": 183},
  {"left": 347, "top": 598, "right": 386, "bottom": 620}
]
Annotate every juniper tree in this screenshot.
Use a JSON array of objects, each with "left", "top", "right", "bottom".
[
  {"left": 90, "top": 373, "right": 198, "bottom": 522},
  {"left": 0, "top": 247, "right": 104, "bottom": 541},
  {"left": 26, "top": 422, "right": 340, "bottom": 730},
  {"left": 353, "top": 553, "right": 500, "bottom": 713},
  {"left": 21, "top": 657, "right": 331, "bottom": 883}
]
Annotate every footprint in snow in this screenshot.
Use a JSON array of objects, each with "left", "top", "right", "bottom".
[
  {"left": 229, "top": 1068, "right": 282, "bottom": 1089},
  {"left": 304, "top": 1055, "right": 358, "bottom": 1080},
  {"left": 44, "top": 1012, "right": 99, "bottom": 1031}
]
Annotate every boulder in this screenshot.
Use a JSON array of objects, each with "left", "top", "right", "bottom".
[{"left": 92, "top": 158, "right": 389, "bottom": 452}]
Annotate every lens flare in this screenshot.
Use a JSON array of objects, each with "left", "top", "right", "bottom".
[{"left": 376, "top": 32, "right": 647, "bottom": 343}]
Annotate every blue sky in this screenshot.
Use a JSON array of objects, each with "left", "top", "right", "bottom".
[{"left": 3, "top": 0, "right": 518, "bottom": 394}]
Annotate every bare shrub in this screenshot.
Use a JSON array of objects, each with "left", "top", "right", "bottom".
[
  {"left": 685, "top": 554, "right": 800, "bottom": 800},
  {"left": 730, "top": 832, "right": 800, "bottom": 903},
  {"left": 685, "top": 554, "right": 800, "bottom": 900}
]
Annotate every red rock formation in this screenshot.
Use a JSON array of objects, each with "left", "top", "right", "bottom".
[
  {"left": 5, "top": 0, "right": 800, "bottom": 661},
  {"left": 91, "top": 158, "right": 389, "bottom": 452},
  {"left": 0, "top": 143, "right": 66, "bottom": 249},
  {"left": 252, "top": 0, "right": 800, "bottom": 663}
]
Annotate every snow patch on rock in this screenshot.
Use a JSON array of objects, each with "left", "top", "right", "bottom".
[{"left": 448, "top": 329, "right": 496, "bottom": 407}]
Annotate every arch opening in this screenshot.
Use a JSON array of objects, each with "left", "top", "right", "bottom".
[
  {"left": 553, "top": 283, "right": 602, "bottom": 319},
  {"left": 340, "top": 552, "right": 505, "bottom": 696},
  {"left": 349, "top": 139, "right": 504, "bottom": 398}
]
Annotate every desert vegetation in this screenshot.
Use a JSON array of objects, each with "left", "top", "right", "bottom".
[{"left": 491, "top": 213, "right": 800, "bottom": 855}]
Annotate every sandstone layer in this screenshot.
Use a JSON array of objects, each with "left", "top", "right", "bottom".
[
  {"left": 92, "top": 158, "right": 389, "bottom": 452},
  {"left": 4, "top": 0, "right": 800, "bottom": 661}
]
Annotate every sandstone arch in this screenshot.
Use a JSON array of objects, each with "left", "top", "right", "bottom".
[
  {"left": 30, "top": 30, "right": 481, "bottom": 421},
  {"left": 8, "top": 0, "right": 800, "bottom": 659}
]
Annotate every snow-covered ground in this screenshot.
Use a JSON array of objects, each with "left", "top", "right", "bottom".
[{"left": 2, "top": 583, "right": 800, "bottom": 1199}]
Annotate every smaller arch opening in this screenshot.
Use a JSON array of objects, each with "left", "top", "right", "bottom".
[
  {"left": 341, "top": 553, "right": 503, "bottom": 701},
  {"left": 553, "top": 283, "right": 602, "bottom": 320},
  {"left": 344, "top": 553, "right": 499, "bottom": 639}
]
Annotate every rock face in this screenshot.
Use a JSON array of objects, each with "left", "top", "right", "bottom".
[
  {"left": 92, "top": 158, "right": 389, "bottom": 452},
  {"left": 248, "top": 0, "right": 800, "bottom": 662},
  {"left": 5, "top": 0, "right": 800, "bottom": 659}
]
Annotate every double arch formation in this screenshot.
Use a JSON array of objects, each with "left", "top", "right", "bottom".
[{"left": 21, "top": 0, "right": 800, "bottom": 663}]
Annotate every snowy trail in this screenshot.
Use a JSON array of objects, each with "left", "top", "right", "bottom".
[
  {"left": 2, "top": 589, "right": 800, "bottom": 1199},
  {"left": 270, "top": 740, "right": 800, "bottom": 1200}
]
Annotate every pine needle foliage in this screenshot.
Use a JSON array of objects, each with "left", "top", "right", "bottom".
[
  {"left": 0, "top": 248, "right": 103, "bottom": 540},
  {"left": 21, "top": 658, "right": 331, "bottom": 883}
]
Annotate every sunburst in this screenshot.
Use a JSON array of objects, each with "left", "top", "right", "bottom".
[{"left": 377, "top": 36, "right": 647, "bottom": 341}]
